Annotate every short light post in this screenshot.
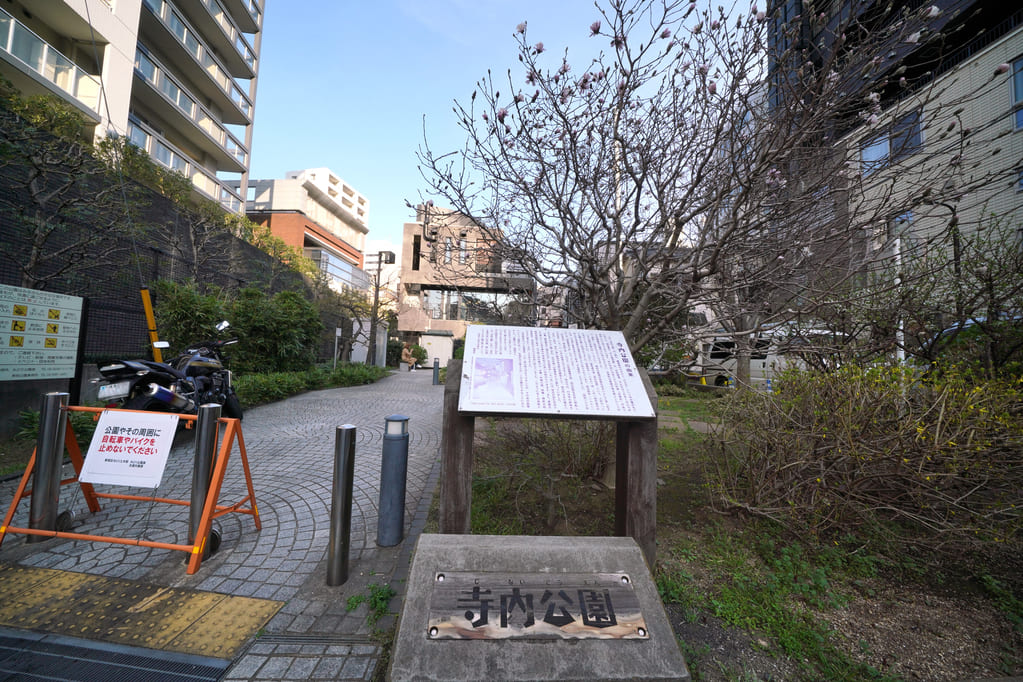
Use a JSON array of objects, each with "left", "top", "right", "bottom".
[
  {"left": 366, "top": 251, "right": 395, "bottom": 367},
  {"left": 377, "top": 414, "right": 410, "bottom": 546}
]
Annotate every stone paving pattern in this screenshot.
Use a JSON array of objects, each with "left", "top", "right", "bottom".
[{"left": 0, "top": 367, "right": 443, "bottom": 681}]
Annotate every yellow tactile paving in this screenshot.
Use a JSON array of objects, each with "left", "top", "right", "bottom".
[{"left": 0, "top": 563, "right": 282, "bottom": 659}]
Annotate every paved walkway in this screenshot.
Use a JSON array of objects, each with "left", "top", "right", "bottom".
[{"left": 0, "top": 367, "right": 444, "bottom": 681}]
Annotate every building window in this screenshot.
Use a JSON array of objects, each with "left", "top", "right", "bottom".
[
  {"left": 459, "top": 239, "right": 468, "bottom": 264},
  {"left": 444, "top": 237, "right": 453, "bottom": 264},
  {"left": 861, "top": 109, "right": 922, "bottom": 176},
  {"left": 1014, "top": 56, "right": 1023, "bottom": 129},
  {"left": 860, "top": 135, "right": 889, "bottom": 177},
  {"left": 412, "top": 235, "right": 421, "bottom": 271},
  {"left": 890, "top": 109, "right": 922, "bottom": 162}
]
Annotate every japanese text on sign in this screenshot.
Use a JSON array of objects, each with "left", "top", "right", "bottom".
[
  {"left": 0, "top": 284, "right": 83, "bottom": 381},
  {"left": 458, "top": 325, "right": 654, "bottom": 418},
  {"left": 80, "top": 410, "right": 179, "bottom": 488},
  {"left": 427, "top": 572, "right": 648, "bottom": 640}
]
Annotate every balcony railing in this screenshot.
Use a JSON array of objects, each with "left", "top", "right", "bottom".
[
  {"left": 200, "top": 0, "right": 256, "bottom": 71},
  {"left": 128, "top": 117, "right": 243, "bottom": 214},
  {"left": 143, "top": 0, "right": 252, "bottom": 119},
  {"left": 0, "top": 6, "right": 100, "bottom": 113},
  {"left": 135, "top": 49, "right": 247, "bottom": 167}
]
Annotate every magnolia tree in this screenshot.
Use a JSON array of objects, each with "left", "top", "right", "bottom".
[{"left": 418, "top": 0, "right": 1010, "bottom": 381}]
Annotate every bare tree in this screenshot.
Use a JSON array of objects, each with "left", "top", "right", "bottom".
[
  {"left": 418, "top": 0, "right": 1012, "bottom": 381},
  {"left": 0, "top": 96, "right": 137, "bottom": 292}
]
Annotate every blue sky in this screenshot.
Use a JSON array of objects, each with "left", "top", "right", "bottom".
[{"left": 248, "top": 0, "right": 599, "bottom": 256}]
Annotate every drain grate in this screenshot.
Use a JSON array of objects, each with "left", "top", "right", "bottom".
[{"left": 0, "top": 629, "right": 228, "bottom": 681}]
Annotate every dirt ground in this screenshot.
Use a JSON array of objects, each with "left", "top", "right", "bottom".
[{"left": 665, "top": 585, "right": 1022, "bottom": 681}]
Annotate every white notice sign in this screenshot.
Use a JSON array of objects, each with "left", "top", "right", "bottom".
[
  {"left": 458, "top": 326, "right": 655, "bottom": 418},
  {"left": 0, "top": 284, "right": 83, "bottom": 381},
  {"left": 80, "top": 411, "right": 180, "bottom": 488}
]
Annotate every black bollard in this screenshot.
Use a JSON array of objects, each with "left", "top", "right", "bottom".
[
  {"left": 188, "top": 403, "right": 221, "bottom": 558},
  {"left": 327, "top": 424, "right": 357, "bottom": 586},
  {"left": 432, "top": 358, "right": 440, "bottom": 385},
  {"left": 377, "top": 415, "right": 410, "bottom": 547},
  {"left": 28, "top": 392, "right": 69, "bottom": 542}
]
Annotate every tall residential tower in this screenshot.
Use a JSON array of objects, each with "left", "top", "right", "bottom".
[{"left": 0, "top": 0, "right": 263, "bottom": 213}]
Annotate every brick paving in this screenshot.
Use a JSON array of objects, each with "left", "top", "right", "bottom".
[{"left": 0, "top": 367, "right": 443, "bottom": 681}]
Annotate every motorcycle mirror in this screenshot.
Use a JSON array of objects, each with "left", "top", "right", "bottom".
[
  {"left": 153, "top": 341, "right": 170, "bottom": 349},
  {"left": 216, "top": 321, "right": 230, "bottom": 332}
]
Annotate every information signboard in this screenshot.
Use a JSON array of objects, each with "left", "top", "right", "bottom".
[
  {"left": 80, "top": 410, "right": 179, "bottom": 488},
  {"left": 458, "top": 325, "right": 655, "bottom": 418},
  {"left": 0, "top": 284, "right": 83, "bottom": 381}
]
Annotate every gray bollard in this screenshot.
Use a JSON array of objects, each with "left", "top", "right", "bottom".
[
  {"left": 28, "top": 392, "right": 69, "bottom": 542},
  {"left": 327, "top": 425, "right": 357, "bottom": 586},
  {"left": 188, "top": 403, "right": 222, "bottom": 558},
  {"left": 377, "top": 415, "right": 410, "bottom": 547},
  {"left": 432, "top": 358, "right": 440, "bottom": 385}
]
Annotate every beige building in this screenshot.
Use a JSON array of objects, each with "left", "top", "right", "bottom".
[
  {"left": 840, "top": 16, "right": 1023, "bottom": 256},
  {"left": 0, "top": 0, "right": 262, "bottom": 213},
  {"left": 397, "top": 205, "right": 534, "bottom": 344},
  {"left": 230, "top": 167, "right": 370, "bottom": 292}
]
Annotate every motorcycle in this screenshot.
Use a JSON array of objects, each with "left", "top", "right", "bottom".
[{"left": 96, "top": 322, "right": 243, "bottom": 421}]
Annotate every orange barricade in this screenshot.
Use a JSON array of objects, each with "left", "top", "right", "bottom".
[{"left": 0, "top": 406, "right": 260, "bottom": 574}]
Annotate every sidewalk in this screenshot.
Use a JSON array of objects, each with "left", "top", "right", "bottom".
[{"left": 0, "top": 367, "right": 444, "bottom": 681}]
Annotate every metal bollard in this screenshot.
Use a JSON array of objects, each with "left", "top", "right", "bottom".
[
  {"left": 188, "top": 403, "right": 222, "bottom": 558},
  {"left": 28, "top": 392, "right": 69, "bottom": 542},
  {"left": 327, "top": 425, "right": 357, "bottom": 586},
  {"left": 377, "top": 415, "right": 410, "bottom": 547},
  {"left": 432, "top": 358, "right": 440, "bottom": 385}
]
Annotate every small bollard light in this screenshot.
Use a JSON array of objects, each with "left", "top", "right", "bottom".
[
  {"left": 432, "top": 358, "right": 440, "bottom": 385},
  {"left": 385, "top": 415, "right": 409, "bottom": 437},
  {"left": 378, "top": 414, "right": 411, "bottom": 546}
]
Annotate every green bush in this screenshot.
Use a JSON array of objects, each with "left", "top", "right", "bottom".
[
  {"left": 712, "top": 364, "right": 1023, "bottom": 551},
  {"left": 152, "top": 280, "right": 229, "bottom": 352},
  {"left": 229, "top": 289, "right": 323, "bottom": 373},
  {"left": 386, "top": 339, "right": 404, "bottom": 367},
  {"left": 234, "top": 364, "right": 389, "bottom": 407},
  {"left": 17, "top": 408, "right": 98, "bottom": 450}
]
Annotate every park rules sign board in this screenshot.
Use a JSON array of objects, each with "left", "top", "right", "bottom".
[
  {"left": 458, "top": 325, "right": 655, "bottom": 418},
  {"left": 80, "top": 410, "right": 179, "bottom": 488}
]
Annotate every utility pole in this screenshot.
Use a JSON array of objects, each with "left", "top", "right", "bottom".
[{"left": 366, "top": 251, "right": 395, "bottom": 366}]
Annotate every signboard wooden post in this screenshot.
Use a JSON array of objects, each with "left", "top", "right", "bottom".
[{"left": 440, "top": 326, "right": 658, "bottom": 565}]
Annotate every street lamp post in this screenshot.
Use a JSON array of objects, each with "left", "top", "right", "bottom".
[{"left": 366, "top": 250, "right": 395, "bottom": 367}]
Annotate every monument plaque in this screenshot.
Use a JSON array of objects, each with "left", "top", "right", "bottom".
[
  {"left": 427, "top": 571, "right": 649, "bottom": 640},
  {"left": 458, "top": 325, "right": 655, "bottom": 418}
]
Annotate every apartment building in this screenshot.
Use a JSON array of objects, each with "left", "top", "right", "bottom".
[
  {"left": 397, "top": 205, "right": 534, "bottom": 343},
  {"left": 768, "top": 1, "right": 1022, "bottom": 248},
  {"left": 0, "top": 0, "right": 262, "bottom": 213},
  {"left": 237, "top": 168, "right": 370, "bottom": 293}
]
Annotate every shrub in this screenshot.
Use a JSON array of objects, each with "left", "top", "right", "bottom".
[
  {"left": 386, "top": 339, "right": 404, "bottom": 367},
  {"left": 474, "top": 418, "right": 616, "bottom": 534},
  {"left": 233, "top": 364, "right": 389, "bottom": 407},
  {"left": 712, "top": 364, "right": 1023, "bottom": 552},
  {"left": 228, "top": 289, "right": 323, "bottom": 373},
  {"left": 17, "top": 408, "right": 98, "bottom": 450},
  {"left": 152, "top": 280, "right": 229, "bottom": 352}
]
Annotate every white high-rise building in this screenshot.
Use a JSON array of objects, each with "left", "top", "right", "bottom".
[{"left": 0, "top": 0, "right": 263, "bottom": 214}]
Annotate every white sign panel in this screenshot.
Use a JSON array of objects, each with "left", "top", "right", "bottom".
[
  {"left": 80, "top": 410, "right": 180, "bottom": 488},
  {"left": 0, "top": 284, "right": 83, "bottom": 381},
  {"left": 459, "top": 325, "right": 655, "bottom": 418}
]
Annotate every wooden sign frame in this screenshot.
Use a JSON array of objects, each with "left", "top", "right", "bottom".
[{"left": 439, "top": 359, "right": 659, "bottom": 566}]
